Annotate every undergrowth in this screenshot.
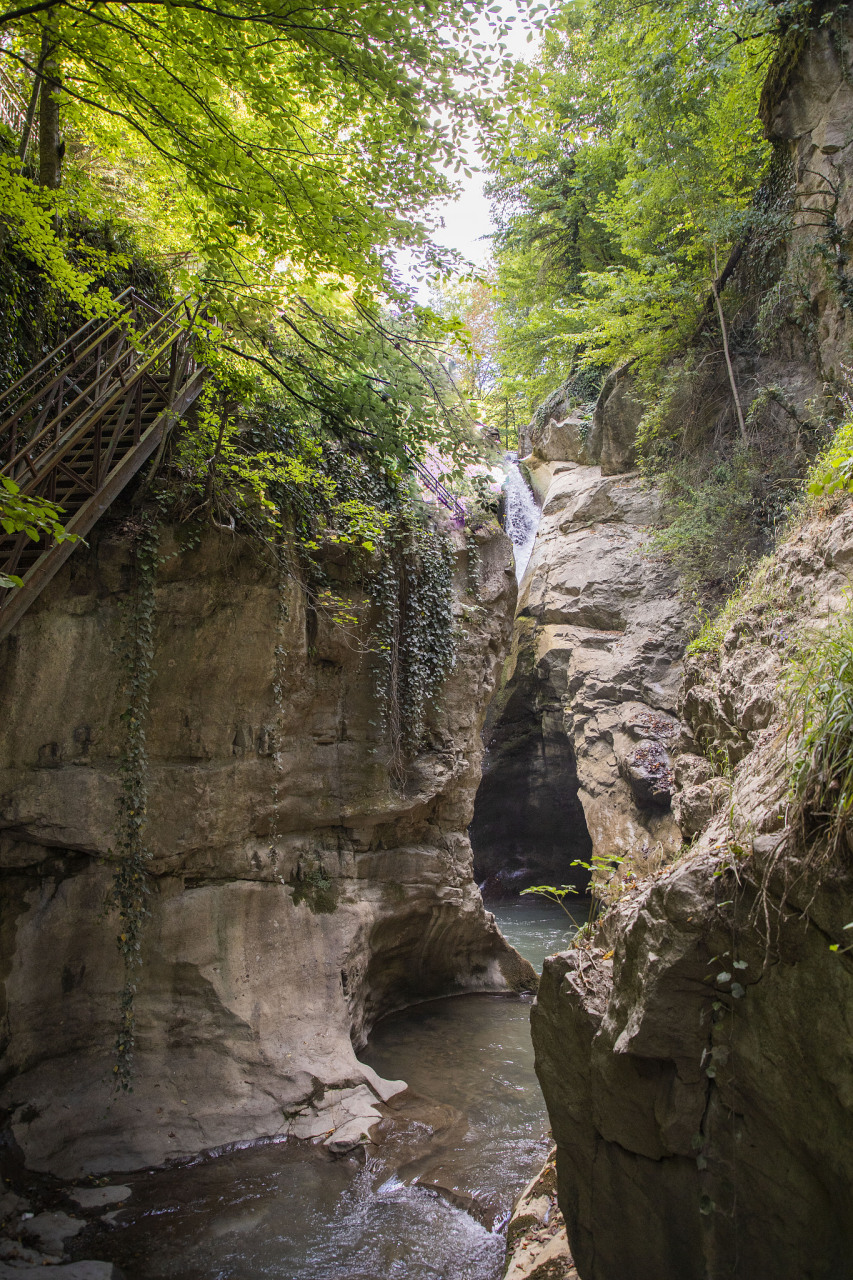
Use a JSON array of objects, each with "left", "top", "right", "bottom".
[
  {"left": 686, "top": 406, "right": 853, "bottom": 656},
  {"left": 787, "top": 606, "right": 853, "bottom": 862}
]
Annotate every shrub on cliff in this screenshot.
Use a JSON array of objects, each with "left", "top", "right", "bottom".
[{"left": 788, "top": 606, "right": 853, "bottom": 862}]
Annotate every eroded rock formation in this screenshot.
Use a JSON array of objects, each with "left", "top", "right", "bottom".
[
  {"left": 471, "top": 451, "right": 690, "bottom": 896},
  {"left": 532, "top": 503, "right": 853, "bottom": 1280},
  {"left": 507, "top": 17, "right": 853, "bottom": 1276},
  {"left": 0, "top": 517, "right": 534, "bottom": 1177}
]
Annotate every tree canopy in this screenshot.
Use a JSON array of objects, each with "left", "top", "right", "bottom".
[
  {"left": 486, "top": 0, "right": 778, "bottom": 418},
  {"left": 0, "top": 0, "right": 543, "bottom": 477}
]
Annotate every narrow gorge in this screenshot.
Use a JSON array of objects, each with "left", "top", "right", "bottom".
[{"left": 2, "top": 0, "right": 853, "bottom": 1277}]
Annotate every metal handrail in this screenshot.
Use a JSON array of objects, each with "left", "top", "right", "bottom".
[
  {"left": 0, "top": 66, "right": 29, "bottom": 136},
  {"left": 5, "top": 322, "right": 198, "bottom": 495},
  {"left": 0, "top": 287, "right": 134, "bottom": 411},
  {"left": 409, "top": 452, "right": 465, "bottom": 520},
  {"left": 1, "top": 291, "right": 182, "bottom": 428}
]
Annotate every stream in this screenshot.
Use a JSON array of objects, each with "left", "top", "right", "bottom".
[{"left": 86, "top": 898, "right": 583, "bottom": 1280}]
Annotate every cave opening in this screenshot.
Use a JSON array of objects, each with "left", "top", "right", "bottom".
[{"left": 470, "top": 682, "right": 592, "bottom": 902}]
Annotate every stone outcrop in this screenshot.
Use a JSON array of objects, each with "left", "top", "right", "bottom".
[
  {"left": 585, "top": 364, "right": 644, "bottom": 477},
  {"left": 760, "top": 6, "right": 853, "bottom": 385},
  {"left": 532, "top": 500, "right": 853, "bottom": 1280},
  {"left": 517, "top": 383, "right": 592, "bottom": 470},
  {"left": 0, "top": 515, "right": 534, "bottom": 1177},
  {"left": 471, "top": 455, "right": 690, "bottom": 896},
  {"left": 517, "top": 363, "right": 645, "bottom": 500},
  {"left": 503, "top": 1149, "right": 578, "bottom": 1280}
]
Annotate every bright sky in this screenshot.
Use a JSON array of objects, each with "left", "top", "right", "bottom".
[
  {"left": 396, "top": 4, "right": 539, "bottom": 298},
  {"left": 431, "top": 6, "right": 539, "bottom": 271}
]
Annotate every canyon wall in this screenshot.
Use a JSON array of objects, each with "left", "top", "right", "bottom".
[
  {"left": 0, "top": 515, "right": 534, "bottom": 1178},
  {"left": 526, "top": 13, "right": 853, "bottom": 1280},
  {"left": 532, "top": 502, "right": 853, "bottom": 1280},
  {"left": 471, "top": 432, "right": 689, "bottom": 896}
]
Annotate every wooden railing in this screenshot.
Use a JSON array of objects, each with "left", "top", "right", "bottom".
[{"left": 0, "top": 289, "right": 207, "bottom": 639}]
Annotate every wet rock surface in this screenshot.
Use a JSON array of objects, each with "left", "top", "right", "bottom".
[
  {"left": 0, "top": 1266, "right": 124, "bottom": 1279},
  {"left": 503, "top": 1151, "right": 577, "bottom": 1280},
  {"left": 0, "top": 519, "right": 534, "bottom": 1178},
  {"left": 0, "top": 1176, "right": 127, "bottom": 1278}
]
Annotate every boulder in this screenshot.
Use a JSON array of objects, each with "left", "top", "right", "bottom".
[
  {"left": 67, "top": 1187, "right": 131, "bottom": 1211},
  {"left": 21, "top": 1211, "right": 85, "bottom": 1255},
  {"left": 620, "top": 739, "right": 674, "bottom": 809}
]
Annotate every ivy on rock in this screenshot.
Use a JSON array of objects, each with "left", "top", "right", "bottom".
[{"left": 107, "top": 510, "right": 159, "bottom": 1091}]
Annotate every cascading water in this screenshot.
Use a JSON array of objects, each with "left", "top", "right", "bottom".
[{"left": 502, "top": 453, "right": 540, "bottom": 582}]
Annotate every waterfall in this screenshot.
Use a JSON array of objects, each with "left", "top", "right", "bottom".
[{"left": 503, "top": 453, "right": 540, "bottom": 582}]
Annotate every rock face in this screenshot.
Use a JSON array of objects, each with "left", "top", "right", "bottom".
[
  {"left": 471, "top": 456, "right": 690, "bottom": 895},
  {"left": 503, "top": 1149, "right": 578, "bottom": 1280},
  {"left": 532, "top": 501, "right": 853, "bottom": 1280},
  {"left": 503, "top": 15, "right": 853, "bottom": 1280},
  {"left": 585, "top": 364, "right": 644, "bottom": 477},
  {"left": 0, "top": 517, "right": 534, "bottom": 1177},
  {"left": 760, "top": 7, "right": 853, "bottom": 384}
]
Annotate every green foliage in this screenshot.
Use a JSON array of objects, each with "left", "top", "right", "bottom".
[
  {"left": 522, "top": 848, "right": 626, "bottom": 933},
  {"left": 651, "top": 443, "right": 796, "bottom": 597},
  {"left": 291, "top": 861, "right": 338, "bottom": 914},
  {"left": 686, "top": 556, "right": 780, "bottom": 657},
  {"left": 487, "top": 0, "right": 775, "bottom": 409},
  {"left": 687, "top": 410, "right": 853, "bottom": 655},
  {"left": 0, "top": 156, "right": 127, "bottom": 322},
  {"left": 787, "top": 604, "right": 853, "bottom": 862},
  {"left": 0, "top": 477, "right": 76, "bottom": 588},
  {"left": 0, "top": 0, "right": 531, "bottom": 335},
  {"left": 107, "top": 512, "right": 159, "bottom": 1090},
  {"left": 806, "top": 414, "right": 853, "bottom": 499},
  {"left": 370, "top": 510, "right": 457, "bottom": 785},
  {"left": 520, "top": 883, "right": 587, "bottom": 932},
  {"left": 0, "top": 0, "right": 535, "bottom": 512}
]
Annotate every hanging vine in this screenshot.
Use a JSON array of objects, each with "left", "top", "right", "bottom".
[
  {"left": 107, "top": 511, "right": 159, "bottom": 1090},
  {"left": 370, "top": 512, "right": 457, "bottom": 786},
  {"left": 268, "top": 547, "right": 290, "bottom": 875}
]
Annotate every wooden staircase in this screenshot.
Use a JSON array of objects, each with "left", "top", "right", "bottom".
[{"left": 0, "top": 288, "right": 207, "bottom": 640}]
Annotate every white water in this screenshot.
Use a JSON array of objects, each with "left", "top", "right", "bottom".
[{"left": 502, "top": 454, "right": 540, "bottom": 582}]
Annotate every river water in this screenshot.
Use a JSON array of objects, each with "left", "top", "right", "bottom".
[{"left": 87, "top": 898, "right": 581, "bottom": 1280}]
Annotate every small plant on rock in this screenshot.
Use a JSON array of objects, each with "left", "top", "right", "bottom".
[{"left": 787, "top": 606, "right": 853, "bottom": 861}]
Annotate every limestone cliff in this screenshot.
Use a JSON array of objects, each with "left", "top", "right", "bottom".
[
  {"left": 471, "top": 454, "right": 689, "bottom": 895},
  {"left": 495, "top": 14, "right": 853, "bottom": 1278},
  {"left": 522, "top": 13, "right": 853, "bottom": 1276},
  {"left": 0, "top": 515, "right": 534, "bottom": 1178},
  {"left": 532, "top": 500, "right": 853, "bottom": 1280}
]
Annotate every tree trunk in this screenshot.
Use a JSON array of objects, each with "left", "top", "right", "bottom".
[
  {"left": 18, "top": 46, "right": 45, "bottom": 164},
  {"left": 712, "top": 250, "right": 747, "bottom": 442},
  {"left": 712, "top": 277, "right": 742, "bottom": 442},
  {"left": 38, "top": 26, "right": 62, "bottom": 190}
]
